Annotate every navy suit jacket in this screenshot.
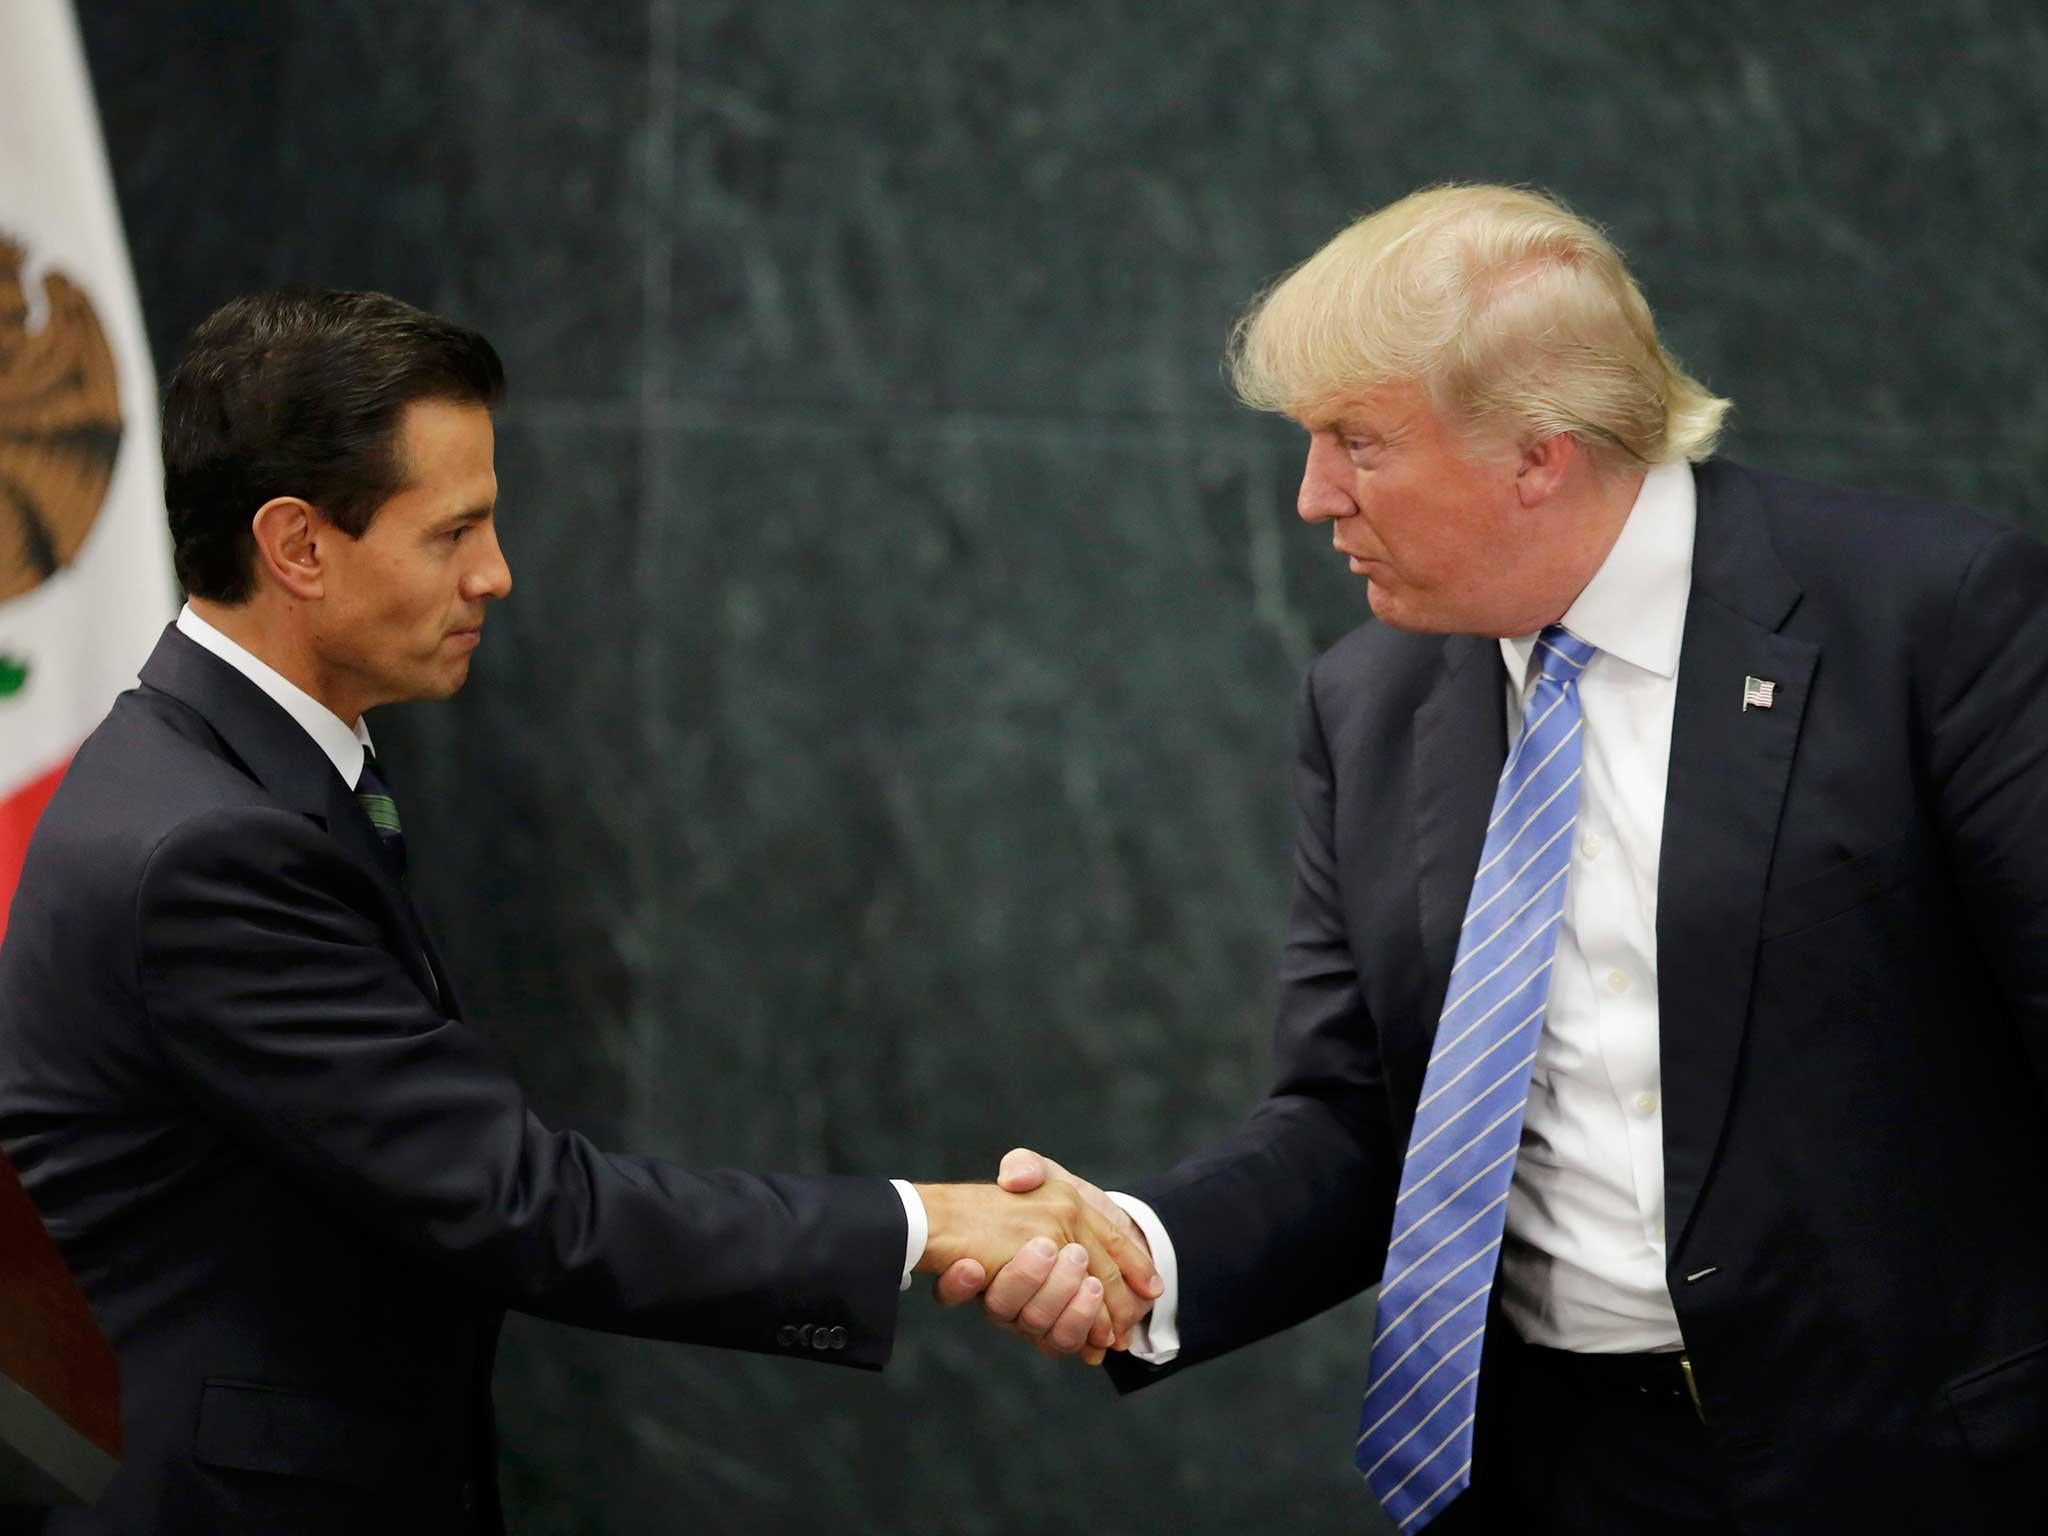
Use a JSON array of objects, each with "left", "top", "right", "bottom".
[
  {"left": 0, "top": 627, "right": 908, "bottom": 1534},
  {"left": 1112, "top": 460, "right": 2048, "bottom": 1531}
]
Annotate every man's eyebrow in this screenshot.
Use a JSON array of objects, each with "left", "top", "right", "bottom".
[
  {"left": 1321, "top": 416, "right": 1383, "bottom": 444},
  {"left": 431, "top": 504, "right": 493, "bottom": 532},
  {"left": 1296, "top": 408, "right": 1381, "bottom": 439}
]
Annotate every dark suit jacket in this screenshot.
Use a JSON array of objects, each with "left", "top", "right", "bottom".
[
  {"left": 0, "top": 627, "right": 908, "bottom": 1534},
  {"left": 1112, "top": 460, "right": 2048, "bottom": 1531}
]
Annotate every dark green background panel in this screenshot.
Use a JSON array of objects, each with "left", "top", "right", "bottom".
[{"left": 76, "top": 1, "right": 2046, "bottom": 1530}]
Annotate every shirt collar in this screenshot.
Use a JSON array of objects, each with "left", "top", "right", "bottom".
[
  {"left": 1499, "top": 459, "right": 1696, "bottom": 696},
  {"left": 175, "top": 603, "right": 374, "bottom": 789}
]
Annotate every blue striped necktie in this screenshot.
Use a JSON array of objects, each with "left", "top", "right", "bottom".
[{"left": 1356, "top": 624, "right": 1597, "bottom": 1530}]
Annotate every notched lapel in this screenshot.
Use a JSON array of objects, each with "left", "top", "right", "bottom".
[
  {"left": 141, "top": 628, "right": 452, "bottom": 1016},
  {"left": 1412, "top": 637, "right": 1508, "bottom": 1051},
  {"left": 317, "top": 773, "right": 450, "bottom": 1013},
  {"left": 1658, "top": 465, "right": 1817, "bottom": 1259}
]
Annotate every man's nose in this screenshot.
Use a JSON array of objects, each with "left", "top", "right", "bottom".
[
  {"left": 464, "top": 527, "right": 513, "bottom": 601},
  {"left": 1297, "top": 435, "right": 1352, "bottom": 525}
]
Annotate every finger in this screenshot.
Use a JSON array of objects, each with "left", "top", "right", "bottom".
[
  {"left": 1043, "top": 1274, "right": 1105, "bottom": 1356},
  {"left": 1087, "top": 1308, "right": 1115, "bottom": 1352},
  {"left": 1014, "top": 1244, "right": 1091, "bottom": 1340},
  {"left": 1084, "top": 1202, "right": 1163, "bottom": 1302},
  {"left": 1032, "top": 1302, "right": 1097, "bottom": 1368},
  {"left": 980, "top": 1236, "right": 1059, "bottom": 1325},
  {"left": 932, "top": 1258, "right": 987, "bottom": 1308},
  {"left": 1096, "top": 1263, "right": 1146, "bottom": 1345},
  {"left": 996, "top": 1147, "right": 1052, "bottom": 1193}
]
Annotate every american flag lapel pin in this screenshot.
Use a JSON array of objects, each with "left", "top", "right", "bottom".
[{"left": 1742, "top": 675, "right": 1776, "bottom": 712}]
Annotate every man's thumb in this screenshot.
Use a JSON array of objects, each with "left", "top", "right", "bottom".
[
  {"left": 997, "top": 1146, "right": 1047, "bottom": 1191},
  {"left": 932, "top": 1258, "right": 988, "bottom": 1307}
]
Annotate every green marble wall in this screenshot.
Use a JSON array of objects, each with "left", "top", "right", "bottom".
[{"left": 79, "top": 1, "right": 2048, "bottom": 1529}]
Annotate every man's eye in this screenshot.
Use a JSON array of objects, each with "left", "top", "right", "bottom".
[{"left": 447, "top": 526, "right": 469, "bottom": 543}]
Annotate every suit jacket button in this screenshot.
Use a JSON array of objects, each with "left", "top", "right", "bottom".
[
  {"left": 797, "top": 1323, "right": 814, "bottom": 1346},
  {"left": 811, "top": 1328, "right": 832, "bottom": 1350},
  {"left": 777, "top": 1324, "right": 799, "bottom": 1346},
  {"left": 828, "top": 1326, "right": 848, "bottom": 1349}
]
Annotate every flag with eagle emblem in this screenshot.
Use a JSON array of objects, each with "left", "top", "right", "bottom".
[{"left": 0, "top": 0, "right": 175, "bottom": 940}]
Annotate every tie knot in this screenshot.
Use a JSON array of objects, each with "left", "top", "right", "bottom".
[
  {"left": 1533, "top": 625, "right": 1597, "bottom": 684},
  {"left": 354, "top": 751, "right": 406, "bottom": 876}
]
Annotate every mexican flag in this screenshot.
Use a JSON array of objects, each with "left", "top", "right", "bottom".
[{"left": 0, "top": 0, "right": 176, "bottom": 940}]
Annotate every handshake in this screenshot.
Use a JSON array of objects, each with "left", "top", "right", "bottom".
[{"left": 913, "top": 1149, "right": 1157, "bottom": 1366}]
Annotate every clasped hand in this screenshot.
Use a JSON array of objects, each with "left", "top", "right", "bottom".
[{"left": 919, "top": 1149, "right": 1152, "bottom": 1366}]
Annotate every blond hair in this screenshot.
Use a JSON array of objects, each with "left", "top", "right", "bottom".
[{"left": 1227, "top": 184, "right": 1729, "bottom": 465}]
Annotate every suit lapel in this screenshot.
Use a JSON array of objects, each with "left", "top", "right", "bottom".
[
  {"left": 414, "top": 919, "right": 463, "bottom": 1020},
  {"left": 139, "top": 626, "right": 452, "bottom": 1013},
  {"left": 315, "top": 770, "right": 452, "bottom": 1013},
  {"left": 1657, "top": 464, "right": 1817, "bottom": 1258},
  {"left": 1412, "top": 635, "right": 1509, "bottom": 1036}
]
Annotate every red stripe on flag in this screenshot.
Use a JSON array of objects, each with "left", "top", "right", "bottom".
[{"left": 0, "top": 760, "right": 70, "bottom": 946}]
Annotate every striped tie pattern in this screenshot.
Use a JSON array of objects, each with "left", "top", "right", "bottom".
[
  {"left": 1356, "top": 625, "right": 1597, "bottom": 1530},
  {"left": 355, "top": 750, "right": 408, "bottom": 879}
]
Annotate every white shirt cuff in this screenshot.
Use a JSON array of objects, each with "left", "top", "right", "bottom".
[
  {"left": 1107, "top": 1191, "right": 1181, "bottom": 1364},
  {"left": 891, "top": 1179, "right": 927, "bottom": 1291}
]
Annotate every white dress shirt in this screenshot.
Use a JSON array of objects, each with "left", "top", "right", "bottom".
[
  {"left": 174, "top": 603, "right": 931, "bottom": 1287},
  {"left": 1118, "top": 459, "right": 1697, "bottom": 1361},
  {"left": 177, "top": 602, "right": 375, "bottom": 785}
]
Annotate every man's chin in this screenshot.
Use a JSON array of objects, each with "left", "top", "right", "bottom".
[
  {"left": 1364, "top": 580, "right": 1425, "bottom": 632},
  {"left": 1364, "top": 581, "right": 1463, "bottom": 635},
  {"left": 408, "top": 661, "right": 473, "bottom": 702}
]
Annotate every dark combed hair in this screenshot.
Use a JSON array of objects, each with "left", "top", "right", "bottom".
[{"left": 162, "top": 287, "right": 505, "bottom": 602}]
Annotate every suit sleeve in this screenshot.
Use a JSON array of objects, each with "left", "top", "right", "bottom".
[
  {"left": 134, "top": 805, "right": 908, "bottom": 1368},
  {"left": 1109, "top": 664, "right": 1398, "bottom": 1389},
  {"left": 1929, "top": 526, "right": 2048, "bottom": 1094}
]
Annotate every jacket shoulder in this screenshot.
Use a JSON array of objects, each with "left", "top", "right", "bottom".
[
  {"left": 1305, "top": 615, "right": 1476, "bottom": 730},
  {"left": 18, "top": 687, "right": 276, "bottom": 905},
  {"left": 1709, "top": 459, "right": 2030, "bottom": 600}
]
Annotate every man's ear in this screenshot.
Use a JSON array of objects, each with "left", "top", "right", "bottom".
[
  {"left": 249, "top": 497, "right": 325, "bottom": 601},
  {"left": 1514, "top": 432, "right": 1578, "bottom": 507}
]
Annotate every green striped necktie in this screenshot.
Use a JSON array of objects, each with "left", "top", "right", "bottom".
[{"left": 355, "top": 750, "right": 408, "bottom": 878}]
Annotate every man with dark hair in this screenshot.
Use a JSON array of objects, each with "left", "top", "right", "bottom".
[
  {"left": 161, "top": 287, "right": 510, "bottom": 605},
  {"left": 0, "top": 287, "right": 1156, "bottom": 1535}
]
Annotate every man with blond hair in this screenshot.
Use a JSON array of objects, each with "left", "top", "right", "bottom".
[{"left": 939, "top": 185, "right": 2048, "bottom": 1531}]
